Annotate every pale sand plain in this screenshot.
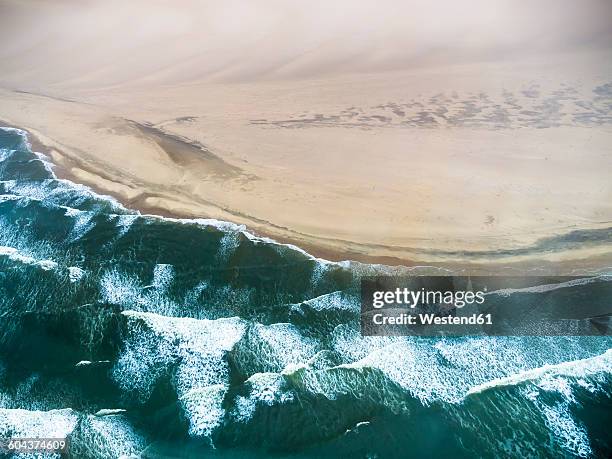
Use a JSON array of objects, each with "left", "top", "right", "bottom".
[{"left": 0, "top": 1, "right": 611, "bottom": 266}]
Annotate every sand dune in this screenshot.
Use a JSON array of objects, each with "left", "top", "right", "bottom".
[
  {"left": 1, "top": 0, "right": 611, "bottom": 88},
  {"left": 0, "top": 1, "right": 611, "bottom": 265}
]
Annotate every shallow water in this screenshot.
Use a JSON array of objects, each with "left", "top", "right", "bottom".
[{"left": 0, "top": 127, "right": 610, "bottom": 458}]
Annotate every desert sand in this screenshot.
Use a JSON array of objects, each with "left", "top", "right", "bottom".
[{"left": 0, "top": 0, "right": 611, "bottom": 265}]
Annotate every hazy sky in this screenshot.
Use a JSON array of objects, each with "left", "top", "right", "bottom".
[{"left": 0, "top": 0, "right": 611, "bottom": 86}]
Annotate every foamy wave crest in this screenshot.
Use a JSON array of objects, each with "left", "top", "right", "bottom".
[
  {"left": 489, "top": 275, "right": 611, "bottom": 297},
  {"left": 467, "top": 349, "right": 612, "bottom": 396},
  {"left": 113, "top": 311, "right": 246, "bottom": 438},
  {"left": 0, "top": 245, "right": 57, "bottom": 271}
]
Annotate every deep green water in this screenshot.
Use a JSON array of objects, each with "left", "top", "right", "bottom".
[{"left": 0, "top": 127, "right": 610, "bottom": 458}]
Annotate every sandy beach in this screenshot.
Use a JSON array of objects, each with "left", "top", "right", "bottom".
[{"left": 0, "top": 0, "right": 611, "bottom": 267}]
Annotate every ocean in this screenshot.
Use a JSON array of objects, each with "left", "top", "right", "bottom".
[{"left": 0, "top": 126, "right": 610, "bottom": 458}]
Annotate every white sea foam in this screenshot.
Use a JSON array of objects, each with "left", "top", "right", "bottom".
[
  {"left": 235, "top": 323, "right": 319, "bottom": 376},
  {"left": 183, "top": 280, "right": 209, "bottom": 307},
  {"left": 1, "top": 178, "right": 131, "bottom": 216},
  {"left": 75, "top": 360, "right": 110, "bottom": 368},
  {"left": 0, "top": 245, "right": 57, "bottom": 271},
  {"left": 344, "top": 420, "right": 372, "bottom": 436},
  {"left": 256, "top": 323, "right": 318, "bottom": 371},
  {"left": 330, "top": 334, "right": 611, "bottom": 406},
  {"left": 180, "top": 385, "right": 227, "bottom": 438},
  {"left": 94, "top": 409, "right": 127, "bottom": 416},
  {"left": 0, "top": 408, "right": 78, "bottom": 438},
  {"left": 73, "top": 414, "right": 148, "bottom": 459},
  {"left": 241, "top": 225, "right": 335, "bottom": 265},
  {"left": 67, "top": 209, "right": 96, "bottom": 241},
  {"left": 337, "top": 341, "right": 453, "bottom": 405},
  {"left": 114, "top": 214, "right": 140, "bottom": 237},
  {"left": 466, "top": 349, "right": 612, "bottom": 396},
  {"left": 248, "top": 373, "right": 293, "bottom": 406},
  {"left": 216, "top": 231, "right": 241, "bottom": 263},
  {"left": 32, "top": 151, "right": 56, "bottom": 176},
  {"left": 309, "top": 261, "right": 327, "bottom": 288},
  {"left": 38, "top": 259, "right": 58, "bottom": 270},
  {"left": 144, "top": 214, "right": 246, "bottom": 233},
  {"left": 113, "top": 311, "right": 246, "bottom": 437},
  {"left": 233, "top": 394, "right": 257, "bottom": 423},
  {"left": 488, "top": 275, "right": 609, "bottom": 297},
  {"left": 232, "top": 373, "right": 294, "bottom": 423},
  {"left": 0, "top": 149, "right": 13, "bottom": 164},
  {"left": 54, "top": 179, "right": 130, "bottom": 213},
  {"left": 0, "top": 127, "right": 26, "bottom": 134},
  {"left": 68, "top": 266, "right": 85, "bottom": 282},
  {"left": 330, "top": 324, "right": 399, "bottom": 363},
  {"left": 541, "top": 402, "right": 591, "bottom": 457},
  {"left": 343, "top": 260, "right": 452, "bottom": 278},
  {"left": 152, "top": 264, "right": 174, "bottom": 290},
  {"left": 101, "top": 266, "right": 181, "bottom": 316},
  {"left": 9, "top": 128, "right": 57, "bottom": 178},
  {"left": 1, "top": 180, "right": 49, "bottom": 201},
  {"left": 146, "top": 213, "right": 339, "bottom": 266},
  {"left": 100, "top": 269, "right": 143, "bottom": 308},
  {"left": 296, "top": 290, "right": 359, "bottom": 313}
]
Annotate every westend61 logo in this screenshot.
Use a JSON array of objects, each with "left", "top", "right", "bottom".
[{"left": 361, "top": 275, "right": 612, "bottom": 337}]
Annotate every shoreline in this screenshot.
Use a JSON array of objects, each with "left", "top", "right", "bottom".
[
  {"left": 7, "top": 120, "right": 426, "bottom": 266},
  {"left": 2, "top": 119, "right": 611, "bottom": 273},
  {"left": 3, "top": 118, "right": 421, "bottom": 266}
]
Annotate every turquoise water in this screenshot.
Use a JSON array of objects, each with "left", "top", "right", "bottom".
[{"left": 0, "top": 126, "right": 610, "bottom": 458}]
